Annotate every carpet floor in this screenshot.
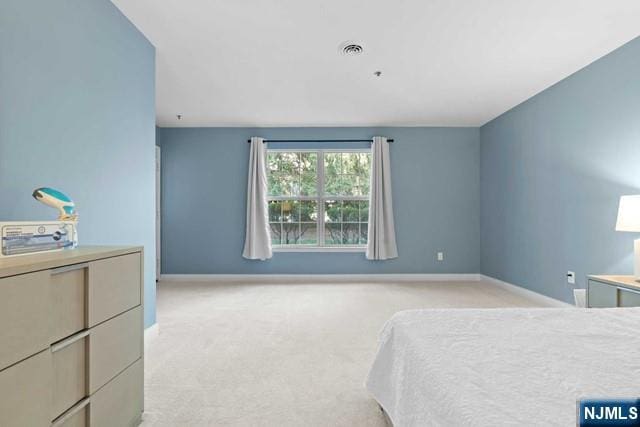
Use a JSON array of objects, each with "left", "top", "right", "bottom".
[{"left": 141, "top": 279, "right": 549, "bottom": 426}]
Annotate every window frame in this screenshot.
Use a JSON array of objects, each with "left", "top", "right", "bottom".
[{"left": 266, "top": 148, "right": 370, "bottom": 252}]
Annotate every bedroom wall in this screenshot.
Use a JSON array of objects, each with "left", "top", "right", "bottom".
[
  {"left": 480, "top": 36, "right": 640, "bottom": 303},
  {"left": 0, "top": 0, "right": 157, "bottom": 327},
  {"left": 157, "top": 127, "right": 480, "bottom": 274}
]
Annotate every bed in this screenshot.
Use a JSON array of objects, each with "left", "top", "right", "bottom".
[{"left": 366, "top": 307, "right": 640, "bottom": 426}]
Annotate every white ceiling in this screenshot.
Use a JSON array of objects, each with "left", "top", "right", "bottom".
[{"left": 111, "top": 0, "right": 640, "bottom": 127}]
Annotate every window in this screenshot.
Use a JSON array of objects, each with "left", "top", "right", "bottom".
[{"left": 267, "top": 149, "right": 371, "bottom": 250}]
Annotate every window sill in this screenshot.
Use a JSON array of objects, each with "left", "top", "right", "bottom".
[{"left": 272, "top": 246, "right": 366, "bottom": 253}]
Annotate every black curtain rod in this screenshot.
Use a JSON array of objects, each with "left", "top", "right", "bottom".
[{"left": 246, "top": 138, "right": 394, "bottom": 144}]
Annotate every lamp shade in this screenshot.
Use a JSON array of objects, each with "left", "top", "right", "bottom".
[{"left": 616, "top": 195, "right": 640, "bottom": 232}]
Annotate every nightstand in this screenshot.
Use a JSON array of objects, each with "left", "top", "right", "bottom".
[{"left": 587, "top": 275, "right": 640, "bottom": 308}]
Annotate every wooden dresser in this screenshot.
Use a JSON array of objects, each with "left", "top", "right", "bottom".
[
  {"left": 0, "top": 246, "right": 144, "bottom": 427},
  {"left": 587, "top": 275, "right": 640, "bottom": 308}
]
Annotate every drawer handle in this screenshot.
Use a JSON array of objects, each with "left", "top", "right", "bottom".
[
  {"left": 51, "top": 329, "right": 90, "bottom": 353},
  {"left": 51, "top": 262, "right": 89, "bottom": 275},
  {"left": 51, "top": 397, "right": 90, "bottom": 427}
]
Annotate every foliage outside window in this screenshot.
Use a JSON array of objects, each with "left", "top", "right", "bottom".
[{"left": 267, "top": 150, "right": 371, "bottom": 249}]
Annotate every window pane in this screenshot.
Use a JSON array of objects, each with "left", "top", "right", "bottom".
[
  {"left": 341, "top": 153, "right": 357, "bottom": 174},
  {"left": 355, "top": 153, "right": 371, "bottom": 195},
  {"left": 299, "top": 223, "right": 317, "bottom": 245},
  {"left": 267, "top": 173, "right": 280, "bottom": 196},
  {"left": 300, "top": 152, "right": 317, "bottom": 173},
  {"left": 268, "top": 152, "right": 320, "bottom": 197},
  {"left": 359, "top": 201, "right": 369, "bottom": 222},
  {"left": 269, "top": 223, "right": 281, "bottom": 245},
  {"left": 359, "top": 223, "right": 368, "bottom": 244},
  {"left": 342, "top": 175, "right": 366, "bottom": 196},
  {"left": 300, "top": 173, "right": 317, "bottom": 196},
  {"left": 324, "top": 223, "right": 360, "bottom": 245},
  {"left": 324, "top": 175, "right": 341, "bottom": 196},
  {"left": 268, "top": 153, "right": 296, "bottom": 196},
  {"left": 324, "top": 152, "right": 371, "bottom": 197},
  {"left": 279, "top": 152, "right": 299, "bottom": 172},
  {"left": 324, "top": 153, "right": 342, "bottom": 174},
  {"left": 270, "top": 201, "right": 318, "bottom": 246},
  {"left": 281, "top": 200, "right": 299, "bottom": 222},
  {"left": 324, "top": 223, "right": 342, "bottom": 245},
  {"left": 269, "top": 173, "right": 297, "bottom": 196},
  {"left": 280, "top": 222, "right": 301, "bottom": 245},
  {"left": 352, "top": 175, "right": 369, "bottom": 197},
  {"left": 268, "top": 201, "right": 282, "bottom": 222},
  {"left": 324, "top": 153, "right": 341, "bottom": 196},
  {"left": 339, "top": 176, "right": 355, "bottom": 196},
  {"left": 299, "top": 201, "right": 317, "bottom": 222},
  {"left": 267, "top": 152, "right": 280, "bottom": 172},
  {"left": 343, "top": 201, "right": 359, "bottom": 222},
  {"left": 344, "top": 152, "right": 370, "bottom": 175},
  {"left": 358, "top": 174, "right": 370, "bottom": 196},
  {"left": 342, "top": 223, "right": 360, "bottom": 245},
  {"left": 322, "top": 199, "right": 367, "bottom": 246},
  {"left": 324, "top": 200, "right": 341, "bottom": 223}
]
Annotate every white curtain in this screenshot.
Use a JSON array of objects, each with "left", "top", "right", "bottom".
[
  {"left": 367, "top": 136, "right": 398, "bottom": 260},
  {"left": 242, "top": 137, "right": 272, "bottom": 260}
]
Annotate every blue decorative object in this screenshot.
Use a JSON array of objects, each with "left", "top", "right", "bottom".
[{"left": 32, "top": 187, "right": 77, "bottom": 221}]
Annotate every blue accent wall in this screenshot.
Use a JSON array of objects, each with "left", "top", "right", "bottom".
[
  {"left": 157, "top": 127, "right": 480, "bottom": 274},
  {"left": 0, "top": 0, "right": 157, "bottom": 326},
  {"left": 480, "top": 37, "right": 640, "bottom": 302}
]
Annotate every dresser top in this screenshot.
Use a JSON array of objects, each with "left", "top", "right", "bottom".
[
  {"left": 589, "top": 275, "right": 640, "bottom": 291},
  {"left": 0, "top": 245, "right": 143, "bottom": 278}
]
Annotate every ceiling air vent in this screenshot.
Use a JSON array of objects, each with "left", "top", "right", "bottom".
[{"left": 340, "top": 42, "right": 364, "bottom": 56}]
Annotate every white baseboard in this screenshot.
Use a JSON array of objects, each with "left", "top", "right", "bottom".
[
  {"left": 481, "top": 275, "right": 574, "bottom": 308},
  {"left": 159, "top": 273, "right": 482, "bottom": 283},
  {"left": 144, "top": 323, "right": 159, "bottom": 347}
]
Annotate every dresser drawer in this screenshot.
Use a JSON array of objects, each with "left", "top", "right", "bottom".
[
  {"left": 0, "top": 271, "right": 51, "bottom": 371},
  {"left": 587, "top": 280, "right": 617, "bottom": 308},
  {"left": 618, "top": 286, "right": 640, "bottom": 307},
  {"left": 88, "top": 253, "right": 141, "bottom": 327},
  {"left": 0, "top": 350, "right": 51, "bottom": 427},
  {"left": 90, "top": 358, "right": 143, "bottom": 427},
  {"left": 50, "top": 263, "right": 88, "bottom": 343},
  {"left": 52, "top": 403, "right": 88, "bottom": 427},
  {"left": 51, "top": 332, "right": 89, "bottom": 419},
  {"left": 89, "top": 306, "right": 142, "bottom": 393}
]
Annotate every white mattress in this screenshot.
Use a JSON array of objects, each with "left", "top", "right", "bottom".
[{"left": 366, "top": 307, "right": 640, "bottom": 426}]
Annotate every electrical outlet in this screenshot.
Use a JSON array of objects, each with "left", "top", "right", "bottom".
[
  {"left": 437, "top": 252, "right": 444, "bottom": 261},
  {"left": 567, "top": 271, "right": 576, "bottom": 285}
]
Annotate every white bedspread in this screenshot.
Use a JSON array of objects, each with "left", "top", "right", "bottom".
[{"left": 366, "top": 308, "right": 640, "bottom": 426}]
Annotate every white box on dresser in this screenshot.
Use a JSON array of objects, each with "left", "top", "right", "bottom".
[{"left": 0, "top": 246, "right": 145, "bottom": 427}]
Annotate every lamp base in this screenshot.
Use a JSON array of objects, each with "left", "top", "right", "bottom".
[{"left": 635, "top": 239, "right": 640, "bottom": 282}]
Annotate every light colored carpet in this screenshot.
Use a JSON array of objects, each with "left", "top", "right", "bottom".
[{"left": 142, "top": 279, "right": 548, "bottom": 426}]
